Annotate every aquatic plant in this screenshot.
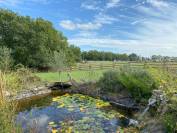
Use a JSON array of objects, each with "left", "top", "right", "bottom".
[
  {"left": 59, "top": 117, "right": 104, "bottom": 133},
  {"left": 53, "top": 94, "right": 111, "bottom": 110},
  {"left": 50, "top": 94, "right": 127, "bottom": 132}
]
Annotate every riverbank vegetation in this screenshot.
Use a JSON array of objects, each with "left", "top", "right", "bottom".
[
  {"left": 0, "top": 71, "right": 21, "bottom": 132},
  {"left": 98, "top": 67, "right": 157, "bottom": 102},
  {"left": 148, "top": 68, "right": 177, "bottom": 132}
]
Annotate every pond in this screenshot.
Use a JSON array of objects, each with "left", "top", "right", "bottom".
[{"left": 16, "top": 93, "right": 137, "bottom": 133}]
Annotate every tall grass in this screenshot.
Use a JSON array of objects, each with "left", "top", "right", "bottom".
[
  {"left": 0, "top": 71, "right": 21, "bottom": 133},
  {"left": 0, "top": 67, "right": 44, "bottom": 133}
]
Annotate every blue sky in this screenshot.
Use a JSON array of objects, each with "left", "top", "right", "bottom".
[{"left": 0, "top": 0, "right": 177, "bottom": 57}]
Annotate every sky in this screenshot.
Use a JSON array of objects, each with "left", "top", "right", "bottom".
[{"left": 0, "top": 0, "right": 177, "bottom": 57}]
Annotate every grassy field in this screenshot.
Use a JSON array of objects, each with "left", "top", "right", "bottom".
[
  {"left": 36, "top": 70, "right": 106, "bottom": 82},
  {"left": 36, "top": 61, "right": 177, "bottom": 82}
]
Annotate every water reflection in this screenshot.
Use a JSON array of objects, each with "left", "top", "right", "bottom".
[{"left": 16, "top": 94, "right": 130, "bottom": 133}]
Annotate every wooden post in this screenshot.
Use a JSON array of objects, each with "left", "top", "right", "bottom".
[
  {"left": 89, "top": 64, "right": 92, "bottom": 71},
  {"left": 100, "top": 63, "right": 103, "bottom": 70},
  {"left": 112, "top": 62, "right": 115, "bottom": 69}
]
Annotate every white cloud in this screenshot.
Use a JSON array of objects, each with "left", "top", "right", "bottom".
[
  {"left": 146, "top": 0, "right": 169, "bottom": 8},
  {"left": 60, "top": 13, "right": 118, "bottom": 31},
  {"left": 81, "top": 1, "right": 100, "bottom": 10},
  {"left": 81, "top": 0, "right": 120, "bottom": 10},
  {"left": 95, "top": 13, "right": 118, "bottom": 24},
  {"left": 60, "top": 20, "right": 102, "bottom": 31},
  {"left": 73, "top": 31, "right": 98, "bottom": 38},
  {"left": 0, "top": 0, "right": 49, "bottom": 6},
  {"left": 60, "top": 20, "right": 76, "bottom": 30},
  {"left": 77, "top": 22, "right": 102, "bottom": 30},
  {"left": 106, "top": 0, "right": 120, "bottom": 8},
  {"left": 131, "top": 18, "right": 146, "bottom": 25},
  {"left": 69, "top": 2, "right": 177, "bottom": 56}
]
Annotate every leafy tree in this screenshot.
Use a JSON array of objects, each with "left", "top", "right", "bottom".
[
  {"left": 0, "top": 9, "right": 71, "bottom": 69},
  {"left": 68, "top": 45, "right": 81, "bottom": 62},
  {"left": 128, "top": 53, "right": 139, "bottom": 61}
]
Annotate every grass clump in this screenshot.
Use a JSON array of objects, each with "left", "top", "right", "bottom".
[
  {"left": 0, "top": 71, "right": 21, "bottom": 133},
  {"left": 5, "top": 67, "right": 41, "bottom": 93},
  {"left": 98, "top": 66, "right": 157, "bottom": 102}
]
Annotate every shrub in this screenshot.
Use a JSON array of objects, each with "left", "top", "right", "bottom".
[
  {"left": 98, "top": 70, "right": 124, "bottom": 93},
  {"left": 98, "top": 66, "right": 157, "bottom": 102},
  {"left": 0, "top": 46, "right": 14, "bottom": 72},
  {"left": 118, "top": 67, "right": 157, "bottom": 102}
]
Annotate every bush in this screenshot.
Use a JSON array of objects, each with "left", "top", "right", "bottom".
[
  {"left": 0, "top": 46, "right": 14, "bottom": 72},
  {"left": 98, "top": 66, "right": 157, "bottom": 102},
  {"left": 98, "top": 70, "right": 124, "bottom": 93},
  {"left": 119, "top": 67, "right": 157, "bottom": 102}
]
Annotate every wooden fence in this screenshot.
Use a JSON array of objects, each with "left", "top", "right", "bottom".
[{"left": 66, "top": 62, "right": 177, "bottom": 71}]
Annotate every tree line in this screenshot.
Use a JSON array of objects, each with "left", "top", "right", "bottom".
[
  {"left": 0, "top": 9, "right": 80, "bottom": 70},
  {"left": 81, "top": 50, "right": 140, "bottom": 61},
  {"left": 81, "top": 50, "right": 177, "bottom": 62}
]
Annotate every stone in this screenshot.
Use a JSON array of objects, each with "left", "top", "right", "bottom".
[{"left": 128, "top": 119, "right": 139, "bottom": 127}]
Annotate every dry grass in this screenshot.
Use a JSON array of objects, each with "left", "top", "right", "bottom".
[{"left": 0, "top": 71, "right": 21, "bottom": 133}]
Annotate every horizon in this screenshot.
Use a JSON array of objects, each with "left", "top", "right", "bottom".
[{"left": 0, "top": 0, "right": 177, "bottom": 57}]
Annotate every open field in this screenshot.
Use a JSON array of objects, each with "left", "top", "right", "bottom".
[
  {"left": 36, "top": 61, "right": 177, "bottom": 82},
  {"left": 36, "top": 70, "right": 106, "bottom": 82}
]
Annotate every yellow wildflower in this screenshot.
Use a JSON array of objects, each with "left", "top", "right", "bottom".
[
  {"left": 58, "top": 103, "right": 65, "bottom": 108},
  {"left": 52, "top": 129, "right": 58, "bottom": 133},
  {"left": 67, "top": 127, "right": 72, "bottom": 133}
]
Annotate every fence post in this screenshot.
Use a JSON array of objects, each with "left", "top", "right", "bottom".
[
  {"left": 112, "top": 62, "right": 115, "bottom": 69},
  {"left": 100, "top": 63, "right": 103, "bottom": 70},
  {"left": 89, "top": 64, "right": 92, "bottom": 71},
  {"left": 128, "top": 61, "right": 131, "bottom": 67}
]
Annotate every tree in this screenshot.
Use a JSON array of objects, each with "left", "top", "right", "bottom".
[
  {"left": 81, "top": 50, "right": 139, "bottom": 61},
  {"left": 128, "top": 53, "right": 139, "bottom": 61},
  {"left": 50, "top": 51, "right": 66, "bottom": 81},
  {"left": 0, "top": 9, "right": 71, "bottom": 69},
  {"left": 68, "top": 45, "right": 81, "bottom": 62},
  {"left": 0, "top": 46, "right": 14, "bottom": 72}
]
